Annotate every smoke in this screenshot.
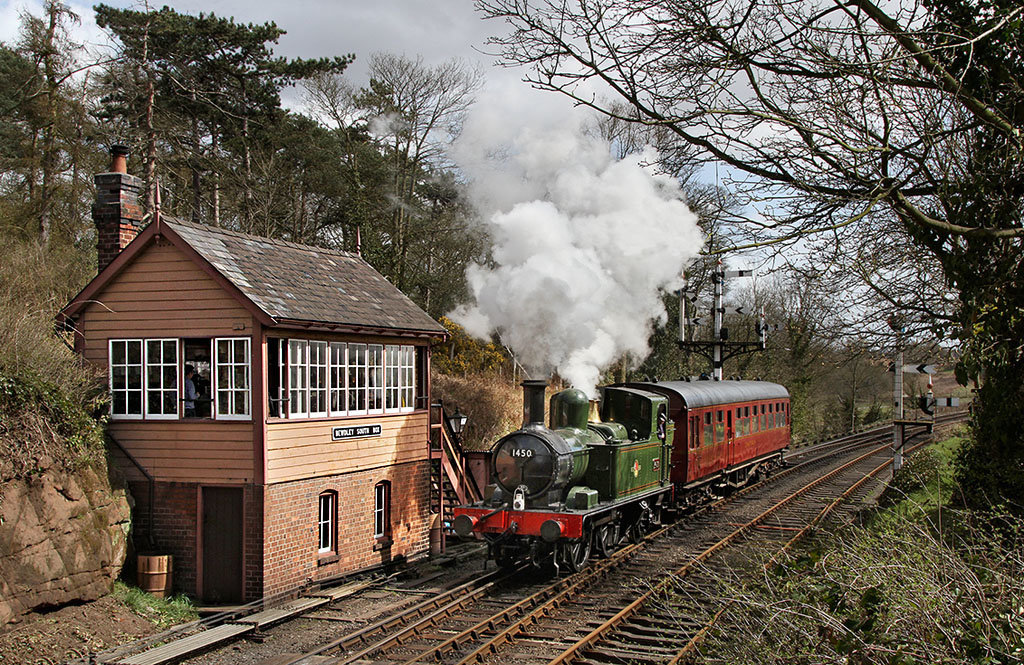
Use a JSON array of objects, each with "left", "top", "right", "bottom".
[{"left": 450, "top": 100, "right": 704, "bottom": 397}]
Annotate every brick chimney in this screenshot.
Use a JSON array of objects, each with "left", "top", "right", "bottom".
[{"left": 94, "top": 145, "right": 144, "bottom": 272}]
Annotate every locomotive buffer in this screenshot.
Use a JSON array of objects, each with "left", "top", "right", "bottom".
[{"left": 678, "top": 260, "right": 767, "bottom": 380}]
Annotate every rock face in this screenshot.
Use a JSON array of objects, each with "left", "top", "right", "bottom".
[{"left": 0, "top": 464, "right": 130, "bottom": 626}]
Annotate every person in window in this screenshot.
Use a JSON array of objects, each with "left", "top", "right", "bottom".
[{"left": 184, "top": 364, "right": 198, "bottom": 418}]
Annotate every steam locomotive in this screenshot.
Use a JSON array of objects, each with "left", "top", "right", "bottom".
[{"left": 452, "top": 378, "right": 790, "bottom": 571}]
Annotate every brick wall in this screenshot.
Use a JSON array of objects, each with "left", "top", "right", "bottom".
[
  {"left": 262, "top": 460, "right": 431, "bottom": 596},
  {"left": 129, "top": 481, "right": 198, "bottom": 596},
  {"left": 131, "top": 481, "right": 264, "bottom": 601}
]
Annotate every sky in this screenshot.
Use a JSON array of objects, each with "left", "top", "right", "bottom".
[{"left": 0, "top": 0, "right": 568, "bottom": 116}]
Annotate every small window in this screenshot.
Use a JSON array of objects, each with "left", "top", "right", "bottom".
[
  {"left": 374, "top": 481, "right": 391, "bottom": 539},
  {"left": 329, "top": 342, "right": 347, "bottom": 415},
  {"left": 348, "top": 343, "right": 368, "bottom": 414},
  {"left": 216, "top": 337, "right": 251, "bottom": 418},
  {"left": 368, "top": 344, "right": 384, "bottom": 413},
  {"left": 400, "top": 345, "right": 415, "bottom": 412},
  {"left": 145, "top": 339, "right": 178, "bottom": 419},
  {"left": 109, "top": 339, "right": 143, "bottom": 419},
  {"left": 309, "top": 341, "right": 329, "bottom": 418},
  {"left": 318, "top": 491, "right": 336, "bottom": 554},
  {"left": 385, "top": 345, "right": 401, "bottom": 412},
  {"left": 289, "top": 340, "right": 309, "bottom": 417}
]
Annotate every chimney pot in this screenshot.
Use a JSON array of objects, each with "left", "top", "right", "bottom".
[{"left": 109, "top": 144, "right": 130, "bottom": 174}]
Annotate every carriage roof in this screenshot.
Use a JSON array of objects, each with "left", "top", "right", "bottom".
[{"left": 625, "top": 380, "right": 790, "bottom": 410}]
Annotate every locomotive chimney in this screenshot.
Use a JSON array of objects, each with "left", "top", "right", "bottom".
[
  {"left": 94, "top": 145, "right": 144, "bottom": 273},
  {"left": 521, "top": 379, "right": 548, "bottom": 427}
]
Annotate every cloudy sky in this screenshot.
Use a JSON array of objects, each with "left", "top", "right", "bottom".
[{"left": 0, "top": 0, "right": 575, "bottom": 118}]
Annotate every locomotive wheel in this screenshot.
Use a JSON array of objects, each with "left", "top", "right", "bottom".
[
  {"left": 595, "top": 523, "right": 617, "bottom": 558},
  {"left": 563, "top": 530, "right": 592, "bottom": 572}
]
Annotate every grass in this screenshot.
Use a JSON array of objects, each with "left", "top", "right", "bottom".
[{"left": 111, "top": 582, "right": 198, "bottom": 629}]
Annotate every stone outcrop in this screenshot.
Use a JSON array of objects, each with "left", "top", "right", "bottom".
[{"left": 0, "top": 463, "right": 130, "bottom": 626}]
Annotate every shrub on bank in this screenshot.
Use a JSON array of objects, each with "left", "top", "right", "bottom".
[
  {"left": 430, "top": 371, "right": 521, "bottom": 450},
  {"left": 0, "top": 239, "right": 104, "bottom": 479},
  {"left": 698, "top": 433, "right": 1024, "bottom": 664}
]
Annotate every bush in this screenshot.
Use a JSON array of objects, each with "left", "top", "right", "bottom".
[
  {"left": 431, "top": 371, "right": 522, "bottom": 450},
  {"left": 0, "top": 239, "right": 104, "bottom": 479},
  {"left": 700, "top": 507, "right": 1024, "bottom": 664}
]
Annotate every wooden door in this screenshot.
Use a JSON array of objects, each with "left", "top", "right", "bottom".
[{"left": 202, "top": 486, "right": 243, "bottom": 604}]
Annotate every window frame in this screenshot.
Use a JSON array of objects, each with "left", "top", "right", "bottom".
[
  {"left": 329, "top": 342, "right": 347, "bottom": 417},
  {"left": 318, "top": 490, "right": 337, "bottom": 555},
  {"left": 214, "top": 337, "right": 252, "bottom": 421},
  {"left": 288, "top": 339, "right": 309, "bottom": 418},
  {"left": 374, "top": 481, "right": 391, "bottom": 540},
  {"left": 367, "top": 344, "right": 384, "bottom": 415},
  {"left": 308, "top": 340, "right": 329, "bottom": 418},
  {"left": 144, "top": 338, "right": 180, "bottom": 420},
  {"left": 109, "top": 338, "right": 144, "bottom": 420}
]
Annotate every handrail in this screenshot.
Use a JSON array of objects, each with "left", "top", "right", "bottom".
[{"left": 430, "top": 403, "right": 484, "bottom": 508}]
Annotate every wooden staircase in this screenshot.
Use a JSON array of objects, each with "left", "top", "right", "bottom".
[{"left": 429, "top": 403, "right": 485, "bottom": 551}]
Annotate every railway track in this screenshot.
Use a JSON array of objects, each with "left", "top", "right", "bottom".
[{"left": 92, "top": 414, "right": 964, "bottom": 665}]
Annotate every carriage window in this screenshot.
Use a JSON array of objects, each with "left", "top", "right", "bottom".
[
  {"left": 703, "top": 412, "right": 713, "bottom": 446},
  {"left": 715, "top": 410, "right": 725, "bottom": 442}
]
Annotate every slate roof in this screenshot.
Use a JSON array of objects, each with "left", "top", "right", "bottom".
[
  {"left": 165, "top": 218, "right": 445, "bottom": 334},
  {"left": 627, "top": 380, "right": 790, "bottom": 409}
]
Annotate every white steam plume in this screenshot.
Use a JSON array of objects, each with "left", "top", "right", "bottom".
[{"left": 451, "top": 106, "right": 704, "bottom": 397}]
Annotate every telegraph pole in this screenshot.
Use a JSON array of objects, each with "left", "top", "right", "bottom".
[{"left": 678, "top": 261, "right": 764, "bottom": 380}]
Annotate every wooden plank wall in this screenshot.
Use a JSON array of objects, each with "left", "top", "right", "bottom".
[
  {"left": 265, "top": 412, "right": 429, "bottom": 484},
  {"left": 110, "top": 421, "right": 255, "bottom": 483},
  {"left": 79, "top": 239, "right": 254, "bottom": 366},
  {"left": 79, "top": 238, "right": 256, "bottom": 483}
]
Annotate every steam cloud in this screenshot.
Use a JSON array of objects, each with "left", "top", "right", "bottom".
[{"left": 451, "top": 107, "right": 704, "bottom": 397}]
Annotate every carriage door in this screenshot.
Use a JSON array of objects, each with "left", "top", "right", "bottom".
[
  {"left": 688, "top": 414, "right": 699, "bottom": 483},
  {"left": 726, "top": 409, "right": 734, "bottom": 467}
]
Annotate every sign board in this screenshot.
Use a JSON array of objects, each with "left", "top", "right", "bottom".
[
  {"left": 720, "top": 306, "right": 750, "bottom": 316},
  {"left": 903, "top": 364, "right": 937, "bottom": 374},
  {"left": 724, "top": 269, "right": 754, "bottom": 278},
  {"left": 332, "top": 423, "right": 382, "bottom": 441}
]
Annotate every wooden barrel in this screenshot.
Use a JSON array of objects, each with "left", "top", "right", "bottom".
[{"left": 137, "top": 554, "right": 173, "bottom": 598}]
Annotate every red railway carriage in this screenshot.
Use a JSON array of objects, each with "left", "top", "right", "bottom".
[{"left": 627, "top": 380, "right": 790, "bottom": 499}]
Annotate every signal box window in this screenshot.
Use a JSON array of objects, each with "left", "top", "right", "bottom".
[
  {"left": 109, "top": 339, "right": 143, "bottom": 419},
  {"left": 318, "top": 491, "right": 337, "bottom": 554},
  {"left": 215, "top": 338, "right": 250, "bottom": 419},
  {"left": 374, "top": 481, "right": 391, "bottom": 540}
]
